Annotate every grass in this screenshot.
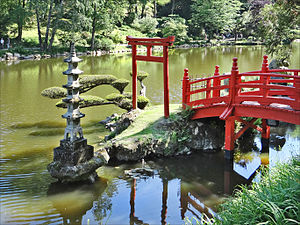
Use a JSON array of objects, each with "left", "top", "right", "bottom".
[
  {"left": 116, "top": 104, "right": 182, "bottom": 140},
  {"left": 216, "top": 157, "right": 300, "bottom": 225}
]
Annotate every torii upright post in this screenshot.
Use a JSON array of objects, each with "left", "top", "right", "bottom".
[{"left": 127, "top": 36, "right": 175, "bottom": 118}]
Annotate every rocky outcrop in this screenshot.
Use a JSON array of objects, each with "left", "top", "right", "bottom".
[{"left": 97, "top": 107, "right": 225, "bottom": 162}]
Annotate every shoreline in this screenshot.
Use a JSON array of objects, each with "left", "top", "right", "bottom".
[{"left": 0, "top": 39, "right": 264, "bottom": 63}]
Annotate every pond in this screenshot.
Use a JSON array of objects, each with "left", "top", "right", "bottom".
[{"left": 0, "top": 44, "right": 299, "bottom": 224}]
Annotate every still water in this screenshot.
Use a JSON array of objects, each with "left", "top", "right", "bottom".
[{"left": 1, "top": 44, "right": 299, "bottom": 224}]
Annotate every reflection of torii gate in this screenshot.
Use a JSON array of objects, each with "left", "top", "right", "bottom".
[
  {"left": 129, "top": 178, "right": 168, "bottom": 225},
  {"left": 126, "top": 36, "right": 175, "bottom": 118}
]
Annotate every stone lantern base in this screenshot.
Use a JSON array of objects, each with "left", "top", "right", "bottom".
[{"left": 47, "top": 138, "right": 108, "bottom": 183}]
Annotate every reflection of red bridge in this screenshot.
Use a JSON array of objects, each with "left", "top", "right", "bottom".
[{"left": 182, "top": 56, "right": 300, "bottom": 159}]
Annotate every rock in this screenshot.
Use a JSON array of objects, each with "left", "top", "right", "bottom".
[
  {"left": 14, "top": 53, "right": 21, "bottom": 59},
  {"left": 97, "top": 110, "right": 224, "bottom": 162},
  {"left": 24, "top": 55, "right": 34, "bottom": 60},
  {"left": 5, "top": 52, "right": 13, "bottom": 60},
  {"left": 34, "top": 54, "right": 41, "bottom": 60},
  {"left": 42, "top": 54, "right": 51, "bottom": 59},
  {"left": 48, "top": 138, "right": 107, "bottom": 183},
  {"left": 124, "top": 167, "right": 155, "bottom": 179}
]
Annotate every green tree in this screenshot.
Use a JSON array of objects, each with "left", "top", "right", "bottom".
[
  {"left": 89, "top": 0, "right": 127, "bottom": 50},
  {"left": 190, "top": 0, "right": 242, "bottom": 39},
  {"left": 258, "top": 0, "right": 299, "bottom": 63},
  {"left": 30, "top": 0, "right": 64, "bottom": 51},
  {"left": 132, "top": 16, "right": 158, "bottom": 37},
  {"left": 160, "top": 14, "right": 187, "bottom": 44}
]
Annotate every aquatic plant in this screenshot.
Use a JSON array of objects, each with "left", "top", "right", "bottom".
[{"left": 217, "top": 158, "right": 300, "bottom": 224}]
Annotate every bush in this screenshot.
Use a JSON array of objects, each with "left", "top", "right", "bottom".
[
  {"left": 130, "top": 71, "right": 149, "bottom": 82},
  {"left": 137, "top": 96, "right": 150, "bottom": 109},
  {"left": 111, "top": 79, "right": 130, "bottom": 94},
  {"left": 160, "top": 15, "right": 188, "bottom": 44},
  {"left": 95, "top": 37, "right": 114, "bottom": 51},
  {"left": 132, "top": 17, "right": 158, "bottom": 37}
]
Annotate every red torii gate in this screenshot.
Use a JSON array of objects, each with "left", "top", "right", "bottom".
[{"left": 126, "top": 36, "right": 175, "bottom": 118}]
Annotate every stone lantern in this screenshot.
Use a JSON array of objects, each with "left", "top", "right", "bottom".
[{"left": 48, "top": 43, "right": 107, "bottom": 183}]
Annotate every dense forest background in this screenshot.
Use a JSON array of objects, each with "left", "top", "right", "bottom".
[{"left": 0, "top": 0, "right": 299, "bottom": 61}]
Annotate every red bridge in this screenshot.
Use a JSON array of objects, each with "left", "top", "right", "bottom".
[{"left": 182, "top": 56, "right": 300, "bottom": 159}]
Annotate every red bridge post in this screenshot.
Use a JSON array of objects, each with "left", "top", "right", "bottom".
[
  {"left": 213, "top": 65, "right": 220, "bottom": 98},
  {"left": 294, "top": 71, "right": 300, "bottom": 110},
  {"left": 182, "top": 68, "right": 190, "bottom": 109}
]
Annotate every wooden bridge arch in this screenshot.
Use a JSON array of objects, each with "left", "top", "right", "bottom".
[{"left": 182, "top": 55, "right": 300, "bottom": 159}]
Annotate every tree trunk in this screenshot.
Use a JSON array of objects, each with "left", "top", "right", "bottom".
[
  {"left": 16, "top": 0, "right": 26, "bottom": 42},
  {"left": 44, "top": 0, "right": 54, "bottom": 51},
  {"left": 171, "top": 0, "right": 175, "bottom": 14},
  {"left": 36, "top": 8, "right": 43, "bottom": 51},
  {"left": 91, "top": 5, "right": 97, "bottom": 50},
  {"left": 153, "top": 0, "right": 157, "bottom": 18},
  {"left": 141, "top": 4, "right": 145, "bottom": 18},
  {"left": 48, "top": 27, "right": 57, "bottom": 51}
]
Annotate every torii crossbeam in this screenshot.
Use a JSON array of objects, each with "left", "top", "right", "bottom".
[{"left": 127, "top": 36, "right": 175, "bottom": 118}]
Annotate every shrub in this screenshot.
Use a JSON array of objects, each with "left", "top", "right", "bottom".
[
  {"left": 94, "top": 37, "right": 114, "bottom": 51},
  {"left": 130, "top": 71, "right": 149, "bottom": 81},
  {"left": 160, "top": 15, "right": 188, "bottom": 44},
  {"left": 132, "top": 17, "right": 158, "bottom": 37},
  {"left": 111, "top": 78, "right": 130, "bottom": 94},
  {"left": 105, "top": 93, "right": 126, "bottom": 102},
  {"left": 137, "top": 96, "right": 150, "bottom": 109}
]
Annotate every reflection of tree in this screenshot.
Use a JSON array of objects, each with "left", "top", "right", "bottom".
[
  {"left": 93, "top": 181, "right": 118, "bottom": 223},
  {"left": 47, "top": 178, "right": 108, "bottom": 225}
]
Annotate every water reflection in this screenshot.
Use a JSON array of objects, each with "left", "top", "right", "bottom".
[{"left": 47, "top": 179, "right": 108, "bottom": 225}]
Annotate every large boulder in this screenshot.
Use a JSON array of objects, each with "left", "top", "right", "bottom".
[{"left": 97, "top": 105, "right": 225, "bottom": 162}]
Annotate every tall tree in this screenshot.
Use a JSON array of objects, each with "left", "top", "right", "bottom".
[
  {"left": 30, "top": 0, "right": 64, "bottom": 51},
  {"left": 89, "top": 0, "right": 126, "bottom": 50}
]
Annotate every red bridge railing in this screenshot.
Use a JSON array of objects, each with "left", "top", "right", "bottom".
[{"left": 182, "top": 55, "right": 300, "bottom": 159}]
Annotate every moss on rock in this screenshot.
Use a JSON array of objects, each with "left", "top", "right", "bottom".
[
  {"left": 111, "top": 78, "right": 130, "bottom": 94},
  {"left": 41, "top": 87, "right": 67, "bottom": 99}
]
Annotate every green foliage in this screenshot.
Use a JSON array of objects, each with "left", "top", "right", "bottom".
[
  {"left": 80, "top": 75, "right": 117, "bottom": 92},
  {"left": 105, "top": 93, "right": 126, "bottom": 102},
  {"left": 41, "top": 87, "right": 67, "bottom": 99},
  {"left": 132, "top": 17, "right": 158, "bottom": 37},
  {"left": 258, "top": 0, "right": 299, "bottom": 63},
  {"left": 160, "top": 15, "right": 188, "bottom": 44},
  {"left": 56, "top": 95, "right": 107, "bottom": 108},
  {"left": 217, "top": 158, "right": 300, "bottom": 224},
  {"left": 137, "top": 96, "right": 150, "bottom": 109},
  {"left": 111, "top": 78, "right": 130, "bottom": 94},
  {"left": 94, "top": 38, "right": 114, "bottom": 51},
  {"left": 190, "top": 0, "right": 242, "bottom": 39},
  {"left": 130, "top": 71, "right": 149, "bottom": 81}
]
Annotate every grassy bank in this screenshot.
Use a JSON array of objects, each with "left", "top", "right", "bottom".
[
  {"left": 186, "top": 157, "right": 300, "bottom": 224},
  {"left": 218, "top": 158, "right": 300, "bottom": 224}
]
